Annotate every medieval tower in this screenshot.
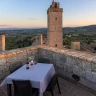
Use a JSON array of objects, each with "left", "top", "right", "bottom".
[{"left": 47, "top": 0, "right": 63, "bottom": 48}]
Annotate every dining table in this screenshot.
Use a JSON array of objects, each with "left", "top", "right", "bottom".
[{"left": 0, "top": 63, "right": 56, "bottom": 96}]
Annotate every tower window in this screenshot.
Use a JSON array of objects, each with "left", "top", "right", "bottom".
[
  {"left": 55, "top": 3, "right": 57, "bottom": 8},
  {"left": 55, "top": 17, "right": 57, "bottom": 20},
  {"left": 55, "top": 44, "right": 57, "bottom": 47}
]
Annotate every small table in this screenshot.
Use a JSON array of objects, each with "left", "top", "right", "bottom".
[{"left": 0, "top": 63, "right": 56, "bottom": 96}]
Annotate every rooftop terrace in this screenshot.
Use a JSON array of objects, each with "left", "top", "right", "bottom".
[{"left": 0, "top": 45, "right": 96, "bottom": 96}]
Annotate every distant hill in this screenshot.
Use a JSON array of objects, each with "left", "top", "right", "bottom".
[
  {"left": 0, "top": 28, "right": 47, "bottom": 31},
  {"left": 63, "top": 25, "right": 96, "bottom": 34},
  {"left": 0, "top": 25, "right": 96, "bottom": 35}
]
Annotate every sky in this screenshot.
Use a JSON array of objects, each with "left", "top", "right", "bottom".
[{"left": 0, "top": 0, "right": 96, "bottom": 28}]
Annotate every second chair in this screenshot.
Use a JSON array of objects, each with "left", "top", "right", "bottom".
[
  {"left": 46, "top": 74, "right": 61, "bottom": 96},
  {"left": 38, "top": 58, "right": 51, "bottom": 64}
]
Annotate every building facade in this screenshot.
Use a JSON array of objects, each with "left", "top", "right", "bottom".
[{"left": 47, "top": 0, "right": 63, "bottom": 48}]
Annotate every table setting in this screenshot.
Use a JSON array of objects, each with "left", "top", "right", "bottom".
[{"left": 0, "top": 57, "right": 56, "bottom": 96}]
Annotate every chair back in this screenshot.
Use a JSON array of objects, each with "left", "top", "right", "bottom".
[
  {"left": 50, "top": 74, "right": 58, "bottom": 88},
  {"left": 12, "top": 80, "right": 32, "bottom": 96},
  {"left": 9, "top": 61, "right": 22, "bottom": 74},
  {"left": 38, "top": 58, "right": 50, "bottom": 63},
  {"left": 47, "top": 74, "right": 58, "bottom": 90}
]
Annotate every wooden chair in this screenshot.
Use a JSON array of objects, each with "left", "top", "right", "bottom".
[
  {"left": 12, "top": 80, "right": 38, "bottom": 96},
  {"left": 46, "top": 74, "right": 61, "bottom": 96},
  {"left": 9, "top": 61, "right": 22, "bottom": 74},
  {"left": 38, "top": 58, "right": 51, "bottom": 64}
]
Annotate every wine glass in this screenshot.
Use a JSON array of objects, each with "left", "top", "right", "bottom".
[
  {"left": 34, "top": 60, "right": 37, "bottom": 65},
  {"left": 28, "top": 56, "right": 34, "bottom": 66},
  {"left": 33, "top": 60, "right": 38, "bottom": 68}
]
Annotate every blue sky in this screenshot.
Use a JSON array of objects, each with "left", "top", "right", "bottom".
[{"left": 0, "top": 0, "right": 96, "bottom": 28}]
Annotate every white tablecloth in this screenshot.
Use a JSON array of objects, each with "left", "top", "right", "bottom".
[{"left": 0, "top": 63, "right": 56, "bottom": 96}]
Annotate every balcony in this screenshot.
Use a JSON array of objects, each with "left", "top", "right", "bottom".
[{"left": 0, "top": 45, "right": 96, "bottom": 96}]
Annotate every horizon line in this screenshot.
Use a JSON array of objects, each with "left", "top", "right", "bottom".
[{"left": 0, "top": 24, "right": 96, "bottom": 30}]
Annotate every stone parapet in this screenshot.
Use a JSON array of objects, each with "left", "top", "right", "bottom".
[
  {"left": 38, "top": 45, "right": 96, "bottom": 91},
  {"left": 39, "top": 45, "right": 96, "bottom": 64},
  {"left": 0, "top": 45, "right": 40, "bottom": 79},
  {"left": 0, "top": 45, "right": 39, "bottom": 59}
]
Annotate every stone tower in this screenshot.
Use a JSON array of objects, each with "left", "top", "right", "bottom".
[
  {"left": 0, "top": 35, "right": 5, "bottom": 51},
  {"left": 47, "top": 0, "right": 63, "bottom": 48}
]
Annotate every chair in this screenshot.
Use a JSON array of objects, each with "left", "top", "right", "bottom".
[
  {"left": 46, "top": 74, "right": 61, "bottom": 96},
  {"left": 12, "top": 80, "right": 38, "bottom": 96},
  {"left": 9, "top": 61, "right": 22, "bottom": 74},
  {"left": 37, "top": 58, "right": 51, "bottom": 64}
]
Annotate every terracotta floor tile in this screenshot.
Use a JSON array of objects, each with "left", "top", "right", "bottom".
[{"left": 0, "top": 76, "right": 96, "bottom": 96}]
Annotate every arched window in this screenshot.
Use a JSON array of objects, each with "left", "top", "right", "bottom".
[
  {"left": 55, "top": 3, "right": 57, "bottom": 8},
  {"left": 55, "top": 44, "right": 57, "bottom": 47}
]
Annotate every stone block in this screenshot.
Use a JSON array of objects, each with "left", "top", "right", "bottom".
[
  {"left": 45, "top": 50, "right": 53, "bottom": 59},
  {"left": 73, "top": 65, "right": 80, "bottom": 76},
  {"left": 2, "top": 65, "right": 9, "bottom": 72},
  {"left": 16, "top": 53, "right": 24, "bottom": 61},
  {"left": 92, "top": 63, "right": 96, "bottom": 72},
  {"left": 63, "top": 64, "right": 67, "bottom": 72},
  {"left": 82, "top": 61, "right": 92, "bottom": 71},
  {"left": 66, "top": 56, "right": 77, "bottom": 67},
  {"left": 0, "top": 58, "right": 6, "bottom": 65},
  {"left": 91, "top": 72, "right": 96, "bottom": 83},
  {"left": 85, "top": 71, "right": 93, "bottom": 82},
  {"left": 66, "top": 66, "right": 73, "bottom": 73},
  {"left": 71, "top": 41, "right": 80, "bottom": 50},
  {"left": 31, "top": 50, "right": 38, "bottom": 55},
  {"left": 55, "top": 61, "right": 64, "bottom": 69},
  {"left": 55, "top": 53, "right": 66, "bottom": 64},
  {"left": 6, "top": 57, "right": 12, "bottom": 64},
  {"left": 27, "top": 51, "right": 32, "bottom": 57},
  {"left": 74, "top": 58, "right": 83, "bottom": 68},
  {"left": 79, "top": 68, "right": 86, "bottom": 78},
  {"left": 40, "top": 49, "right": 47, "bottom": 56},
  {"left": 6, "top": 56, "right": 17, "bottom": 64}
]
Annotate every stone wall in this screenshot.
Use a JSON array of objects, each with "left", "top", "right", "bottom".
[
  {"left": 0, "top": 45, "right": 39, "bottom": 80},
  {"left": 38, "top": 46, "right": 96, "bottom": 91}
]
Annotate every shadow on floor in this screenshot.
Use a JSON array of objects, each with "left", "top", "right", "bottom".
[{"left": 0, "top": 77, "right": 96, "bottom": 96}]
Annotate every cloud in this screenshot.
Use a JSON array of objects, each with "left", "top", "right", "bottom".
[
  {"left": 0, "top": 25, "right": 12, "bottom": 27},
  {"left": 28, "top": 18, "right": 36, "bottom": 20}
]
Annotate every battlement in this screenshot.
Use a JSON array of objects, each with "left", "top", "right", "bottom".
[
  {"left": 47, "top": 8, "right": 63, "bottom": 14},
  {"left": 47, "top": 1, "right": 63, "bottom": 14}
]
